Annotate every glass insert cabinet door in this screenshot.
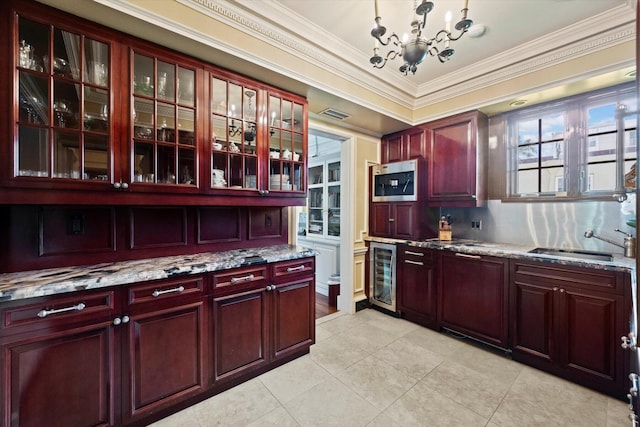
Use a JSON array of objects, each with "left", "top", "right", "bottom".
[
  {"left": 132, "top": 52, "right": 197, "bottom": 185},
  {"left": 268, "top": 95, "right": 305, "bottom": 192},
  {"left": 210, "top": 78, "right": 259, "bottom": 190},
  {"left": 16, "top": 16, "right": 112, "bottom": 182}
]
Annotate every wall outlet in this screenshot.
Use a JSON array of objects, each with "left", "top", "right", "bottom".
[{"left": 471, "top": 219, "right": 482, "bottom": 230}]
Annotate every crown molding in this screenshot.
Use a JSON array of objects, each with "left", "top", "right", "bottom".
[{"left": 414, "top": 4, "right": 636, "bottom": 107}]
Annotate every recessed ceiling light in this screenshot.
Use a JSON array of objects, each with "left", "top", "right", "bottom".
[
  {"left": 510, "top": 100, "right": 528, "bottom": 107},
  {"left": 468, "top": 24, "right": 486, "bottom": 38},
  {"left": 625, "top": 70, "right": 636, "bottom": 78}
]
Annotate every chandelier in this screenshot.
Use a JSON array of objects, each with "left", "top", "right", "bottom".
[{"left": 370, "top": 0, "right": 473, "bottom": 75}]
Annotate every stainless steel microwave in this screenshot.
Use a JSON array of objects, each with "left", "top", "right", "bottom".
[{"left": 371, "top": 159, "right": 421, "bottom": 202}]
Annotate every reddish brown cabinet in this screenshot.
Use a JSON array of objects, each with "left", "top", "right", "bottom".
[
  {"left": 438, "top": 252, "right": 509, "bottom": 348},
  {"left": 425, "top": 110, "right": 488, "bottom": 206},
  {"left": 381, "top": 128, "right": 427, "bottom": 164},
  {"left": 396, "top": 245, "right": 437, "bottom": 329},
  {"left": 0, "top": 256, "right": 315, "bottom": 426},
  {"left": 211, "top": 258, "right": 315, "bottom": 386},
  {"left": 510, "top": 260, "right": 628, "bottom": 398},
  {"left": 2, "top": 0, "right": 308, "bottom": 206},
  {"left": 369, "top": 202, "right": 421, "bottom": 239},
  {"left": 121, "top": 276, "right": 208, "bottom": 425},
  {"left": 0, "top": 289, "right": 120, "bottom": 427}
]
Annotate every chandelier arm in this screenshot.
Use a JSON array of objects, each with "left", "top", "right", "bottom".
[
  {"left": 372, "top": 48, "right": 403, "bottom": 69},
  {"left": 375, "top": 32, "right": 401, "bottom": 48},
  {"left": 446, "top": 28, "right": 469, "bottom": 42}
]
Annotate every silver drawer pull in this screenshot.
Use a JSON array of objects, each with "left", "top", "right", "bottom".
[
  {"left": 404, "top": 260, "right": 424, "bottom": 266},
  {"left": 286, "top": 265, "right": 305, "bottom": 272},
  {"left": 404, "top": 251, "right": 424, "bottom": 257},
  {"left": 37, "top": 302, "right": 86, "bottom": 318},
  {"left": 152, "top": 285, "right": 185, "bottom": 298},
  {"left": 231, "top": 274, "right": 255, "bottom": 284},
  {"left": 454, "top": 253, "right": 482, "bottom": 260}
]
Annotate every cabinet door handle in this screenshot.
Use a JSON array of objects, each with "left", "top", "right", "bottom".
[
  {"left": 121, "top": 182, "right": 129, "bottom": 189},
  {"left": 454, "top": 253, "right": 481, "bottom": 260},
  {"left": 389, "top": 218, "right": 395, "bottom": 222},
  {"left": 152, "top": 285, "right": 185, "bottom": 298},
  {"left": 286, "top": 265, "right": 305, "bottom": 272},
  {"left": 404, "top": 260, "right": 424, "bottom": 266},
  {"left": 231, "top": 274, "right": 255, "bottom": 284},
  {"left": 404, "top": 251, "right": 424, "bottom": 257},
  {"left": 37, "top": 302, "right": 86, "bottom": 318},
  {"left": 113, "top": 182, "right": 121, "bottom": 189}
]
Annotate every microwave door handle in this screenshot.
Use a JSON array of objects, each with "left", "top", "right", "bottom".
[{"left": 403, "top": 178, "right": 411, "bottom": 193}]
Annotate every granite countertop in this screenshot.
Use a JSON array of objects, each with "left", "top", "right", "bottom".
[
  {"left": 368, "top": 236, "right": 636, "bottom": 274},
  {"left": 0, "top": 244, "right": 317, "bottom": 302}
]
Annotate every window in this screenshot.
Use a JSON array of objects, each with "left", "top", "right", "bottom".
[{"left": 507, "top": 83, "right": 636, "bottom": 200}]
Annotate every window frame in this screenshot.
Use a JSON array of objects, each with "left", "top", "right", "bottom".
[{"left": 504, "top": 82, "right": 636, "bottom": 202}]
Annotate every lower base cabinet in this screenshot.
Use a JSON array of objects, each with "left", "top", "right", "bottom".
[
  {"left": 0, "top": 257, "right": 315, "bottom": 426},
  {"left": 510, "top": 260, "right": 628, "bottom": 398},
  {"left": 438, "top": 252, "right": 509, "bottom": 348},
  {"left": 396, "top": 245, "right": 437, "bottom": 328}
]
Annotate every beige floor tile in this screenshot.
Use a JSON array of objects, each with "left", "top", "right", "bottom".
[
  {"left": 337, "top": 322, "right": 399, "bottom": 354},
  {"left": 246, "top": 406, "right": 300, "bottom": 427},
  {"left": 383, "top": 379, "right": 488, "bottom": 426},
  {"left": 310, "top": 333, "right": 370, "bottom": 375},
  {"left": 314, "top": 324, "right": 333, "bottom": 343},
  {"left": 606, "top": 397, "right": 632, "bottom": 427},
  {"left": 490, "top": 367, "right": 609, "bottom": 426},
  {"left": 334, "top": 354, "right": 419, "bottom": 409},
  {"left": 316, "top": 312, "right": 367, "bottom": 335},
  {"left": 365, "top": 412, "right": 402, "bottom": 427},
  {"left": 147, "top": 405, "right": 201, "bottom": 427},
  {"left": 259, "top": 355, "right": 332, "bottom": 404},
  {"left": 284, "top": 376, "right": 379, "bottom": 426},
  {"left": 421, "top": 360, "right": 511, "bottom": 418},
  {"left": 449, "top": 341, "right": 523, "bottom": 384},
  {"left": 400, "top": 325, "right": 465, "bottom": 357},
  {"left": 356, "top": 309, "right": 420, "bottom": 338},
  {"left": 191, "top": 378, "right": 280, "bottom": 426},
  {"left": 372, "top": 336, "right": 443, "bottom": 381}
]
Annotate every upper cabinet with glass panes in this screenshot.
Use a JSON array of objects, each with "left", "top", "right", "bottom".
[
  {"left": 5, "top": 0, "right": 307, "bottom": 204},
  {"left": 15, "top": 15, "right": 114, "bottom": 184},
  {"left": 207, "top": 69, "right": 308, "bottom": 196},
  {"left": 131, "top": 50, "right": 198, "bottom": 188}
]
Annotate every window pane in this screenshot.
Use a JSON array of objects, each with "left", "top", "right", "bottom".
[
  {"left": 517, "top": 169, "right": 538, "bottom": 194},
  {"left": 517, "top": 119, "right": 538, "bottom": 145},
  {"left": 588, "top": 162, "right": 615, "bottom": 191},
  {"left": 540, "top": 114, "right": 564, "bottom": 141},
  {"left": 540, "top": 167, "right": 564, "bottom": 193}
]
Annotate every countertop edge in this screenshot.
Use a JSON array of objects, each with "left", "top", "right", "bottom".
[
  {"left": 366, "top": 236, "right": 635, "bottom": 274},
  {"left": 0, "top": 244, "right": 318, "bottom": 303}
]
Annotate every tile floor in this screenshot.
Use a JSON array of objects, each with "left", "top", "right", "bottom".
[{"left": 150, "top": 308, "right": 630, "bottom": 427}]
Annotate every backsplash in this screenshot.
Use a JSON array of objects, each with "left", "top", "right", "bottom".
[{"left": 440, "top": 200, "right": 634, "bottom": 255}]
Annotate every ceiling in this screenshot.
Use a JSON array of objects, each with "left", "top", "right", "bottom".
[{"left": 37, "top": 0, "right": 637, "bottom": 136}]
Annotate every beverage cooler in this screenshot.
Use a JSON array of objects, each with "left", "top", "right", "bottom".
[{"left": 369, "top": 242, "right": 397, "bottom": 312}]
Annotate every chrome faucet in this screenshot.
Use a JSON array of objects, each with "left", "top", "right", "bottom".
[{"left": 584, "top": 229, "right": 636, "bottom": 258}]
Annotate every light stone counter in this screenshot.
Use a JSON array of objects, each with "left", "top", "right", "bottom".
[
  {"left": 0, "top": 244, "right": 316, "bottom": 302},
  {"left": 367, "top": 236, "right": 635, "bottom": 274}
]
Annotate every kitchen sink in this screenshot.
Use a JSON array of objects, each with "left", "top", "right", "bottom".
[{"left": 528, "top": 247, "right": 613, "bottom": 262}]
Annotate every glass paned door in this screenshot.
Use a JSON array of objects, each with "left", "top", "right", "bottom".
[
  {"left": 210, "top": 78, "right": 259, "bottom": 190},
  {"left": 16, "top": 16, "right": 112, "bottom": 181},
  {"left": 132, "top": 52, "right": 196, "bottom": 185},
  {"left": 268, "top": 95, "right": 305, "bottom": 192}
]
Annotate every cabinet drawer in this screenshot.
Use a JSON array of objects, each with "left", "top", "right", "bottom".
[
  {"left": 127, "top": 276, "right": 204, "bottom": 307},
  {"left": 0, "top": 290, "right": 117, "bottom": 336},
  {"left": 211, "top": 266, "right": 268, "bottom": 295},
  {"left": 399, "top": 247, "right": 434, "bottom": 264},
  {"left": 512, "top": 260, "right": 624, "bottom": 295},
  {"left": 272, "top": 258, "right": 315, "bottom": 282}
]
